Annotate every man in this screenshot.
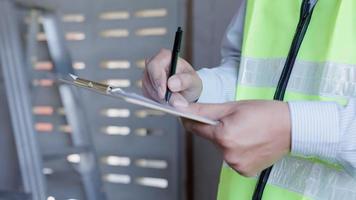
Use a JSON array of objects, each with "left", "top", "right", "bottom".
[{"left": 143, "top": 0, "right": 356, "bottom": 199}]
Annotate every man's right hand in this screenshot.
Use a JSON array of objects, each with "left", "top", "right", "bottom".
[{"left": 142, "top": 48, "right": 203, "bottom": 107}]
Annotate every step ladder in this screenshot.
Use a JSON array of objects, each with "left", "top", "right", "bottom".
[{"left": 0, "top": 1, "right": 105, "bottom": 199}]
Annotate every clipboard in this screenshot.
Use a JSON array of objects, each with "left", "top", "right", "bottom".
[{"left": 61, "top": 74, "right": 218, "bottom": 125}]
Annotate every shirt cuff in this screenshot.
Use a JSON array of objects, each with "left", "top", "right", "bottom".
[
  {"left": 196, "top": 68, "right": 236, "bottom": 103},
  {"left": 288, "top": 101, "right": 340, "bottom": 163}
]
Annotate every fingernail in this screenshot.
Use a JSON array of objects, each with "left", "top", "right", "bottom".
[
  {"left": 169, "top": 77, "right": 181, "bottom": 91},
  {"left": 172, "top": 98, "right": 188, "bottom": 108}
]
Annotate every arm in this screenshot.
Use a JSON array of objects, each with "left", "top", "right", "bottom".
[
  {"left": 197, "top": 0, "right": 246, "bottom": 103},
  {"left": 142, "top": 1, "right": 246, "bottom": 106},
  {"left": 289, "top": 100, "right": 356, "bottom": 176},
  {"left": 180, "top": 99, "right": 356, "bottom": 177},
  {"left": 197, "top": 0, "right": 356, "bottom": 176}
]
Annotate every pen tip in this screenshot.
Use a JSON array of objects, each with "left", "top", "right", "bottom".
[{"left": 69, "top": 73, "right": 78, "bottom": 80}]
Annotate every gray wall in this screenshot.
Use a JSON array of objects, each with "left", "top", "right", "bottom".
[{"left": 192, "top": 0, "right": 242, "bottom": 199}]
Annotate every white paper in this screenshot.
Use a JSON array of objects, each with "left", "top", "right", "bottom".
[{"left": 107, "top": 88, "right": 218, "bottom": 125}]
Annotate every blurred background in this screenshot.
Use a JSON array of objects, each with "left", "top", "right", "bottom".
[{"left": 0, "top": 0, "right": 240, "bottom": 199}]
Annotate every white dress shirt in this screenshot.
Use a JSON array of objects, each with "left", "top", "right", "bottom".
[{"left": 196, "top": 0, "right": 356, "bottom": 177}]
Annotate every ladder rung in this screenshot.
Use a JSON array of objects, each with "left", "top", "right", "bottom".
[{"left": 42, "top": 146, "right": 91, "bottom": 161}]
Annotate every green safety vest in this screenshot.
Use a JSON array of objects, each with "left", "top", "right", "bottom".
[{"left": 217, "top": 0, "right": 356, "bottom": 200}]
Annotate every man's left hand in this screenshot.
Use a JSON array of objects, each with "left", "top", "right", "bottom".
[{"left": 181, "top": 100, "right": 291, "bottom": 177}]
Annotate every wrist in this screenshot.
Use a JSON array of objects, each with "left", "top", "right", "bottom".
[{"left": 279, "top": 101, "right": 292, "bottom": 154}]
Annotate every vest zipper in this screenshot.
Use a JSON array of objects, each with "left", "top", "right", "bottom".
[
  {"left": 252, "top": 0, "right": 318, "bottom": 200},
  {"left": 273, "top": 0, "right": 318, "bottom": 100}
]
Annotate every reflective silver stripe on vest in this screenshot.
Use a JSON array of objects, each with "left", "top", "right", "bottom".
[
  {"left": 238, "top": 57, "right": 356, "bottom": 98},
  {"left": 223, "top": 156, "right": 356, "bottom": 200},
  {"left": 270, "top": 156, "right": 356, "bottom": 200}
]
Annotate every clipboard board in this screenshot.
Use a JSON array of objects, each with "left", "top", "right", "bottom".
[{"left": 61, "top": 74, "right": 219, "bottom": 125}]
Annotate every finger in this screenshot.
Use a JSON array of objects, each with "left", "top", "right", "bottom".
[
  {"left": 142, "top": 87, "right": 152, "bottom": 100},
  {"left": 145, "top": 58, "right": 151, "bottom": 66},
  {"left": 146, "top": 49, "right": 171, "bottom": 95},
  {"left": 142, "top": 71, "right": 164, "bottom": 102},
  {"left": 142, "top": 79, "right": 161, "bottom": 102},
  {"left": 146, "top": 49, "right": 193, "bottom": 96},
  {"left": 168, "top": 73, "right": 194, "bottom": 92},
  {"left": 168, "top": 93, "right": 188, "bottom": 107},
  {"left": 180, "top": 102, "right": 236, "bottom": 121},
  {"left": 182, "top": 118, "right": 217, "bottom": 141},
  {"left": 148, "top": 49, "right": 192, "bottom": 73}
]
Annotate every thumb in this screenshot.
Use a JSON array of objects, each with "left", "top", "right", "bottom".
[
  {"left": 181, "top": 102, "right": 235, "bottom": 121},
  {"left": 168, "top": 72, "right": 194, "bottom": 92}
]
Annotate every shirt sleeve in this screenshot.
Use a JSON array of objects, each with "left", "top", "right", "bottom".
[
  {"left": 289, "top": 100, "right": 356, "bottom": 177},
  {"left": 196, "top": 0, "right": 246, "bottom": 103}
]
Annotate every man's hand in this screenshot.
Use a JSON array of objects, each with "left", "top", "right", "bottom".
[
  {"left": 181, "top": 100, "right": 291, "bottom": 177},
  {"left": 143, "top": 49, "right": 202, "bottom": 107}
]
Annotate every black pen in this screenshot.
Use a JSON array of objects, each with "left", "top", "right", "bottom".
[{"left": 165, "top": 27, "right": 183, "bottom": 103}]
